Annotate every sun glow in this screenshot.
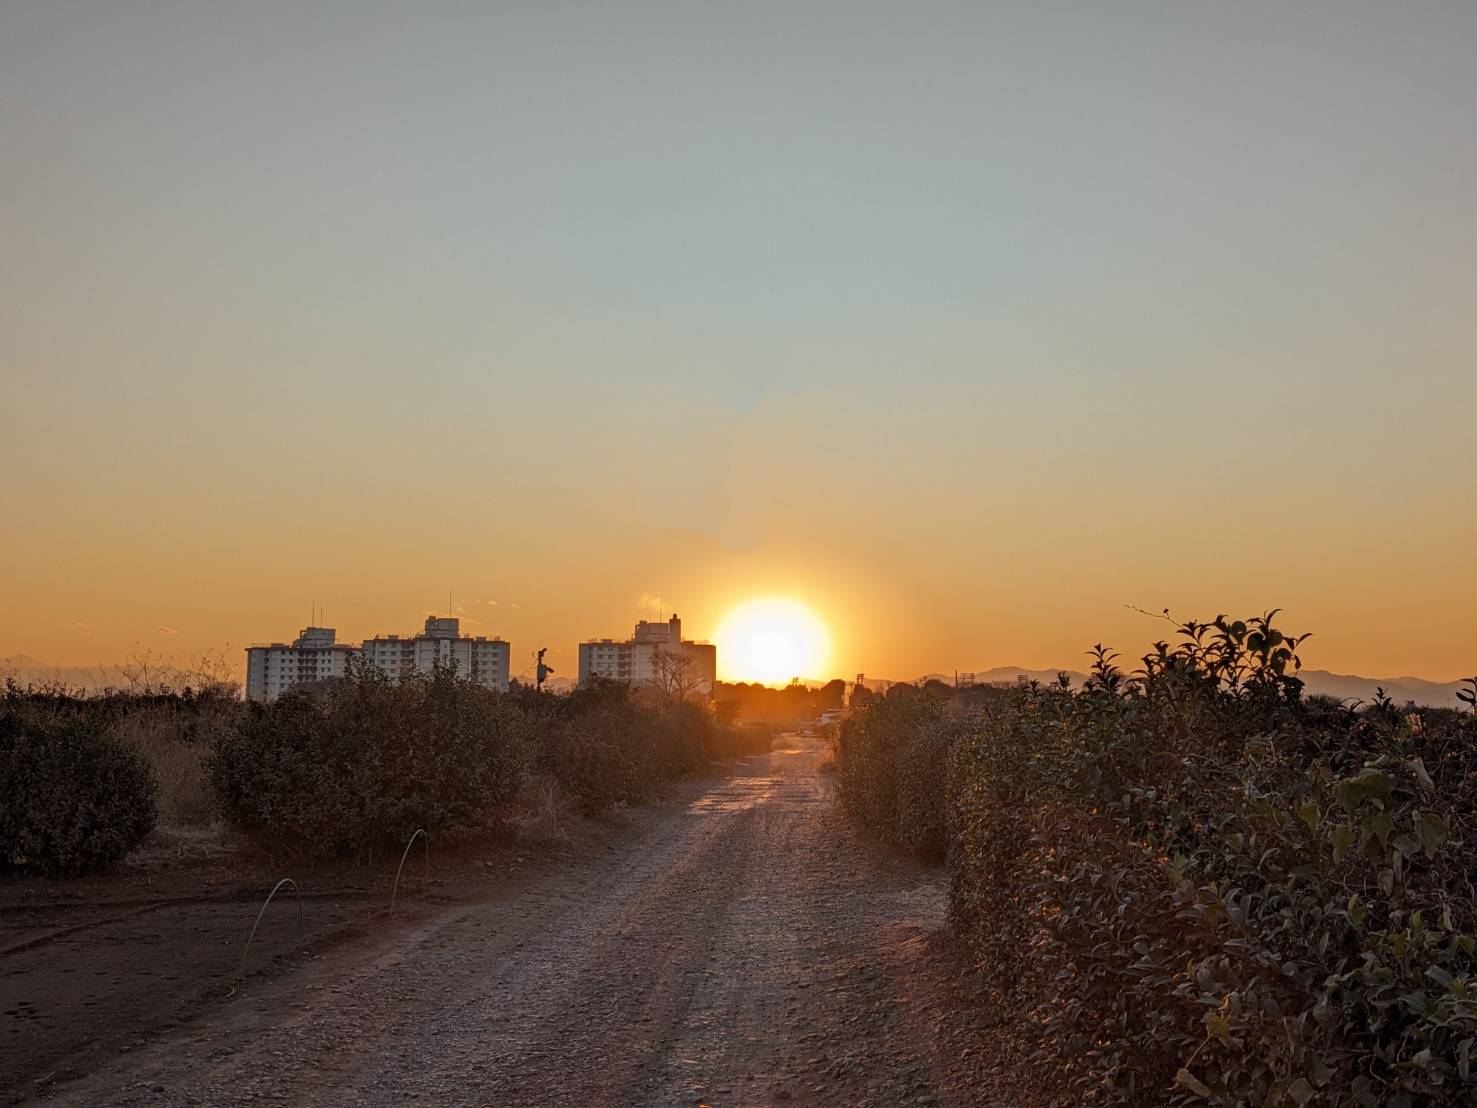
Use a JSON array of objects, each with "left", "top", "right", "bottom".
[{"left": 715, "top": 597, "right": 832, "bottom": 685}]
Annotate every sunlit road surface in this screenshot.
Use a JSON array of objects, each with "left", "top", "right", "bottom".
[{"left": 36, "top": 736, "right": 1010, "bottom": 1107}]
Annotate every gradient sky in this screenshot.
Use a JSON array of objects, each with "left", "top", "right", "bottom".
[{"left": 3, "top": 1, "right": 1475, "bottom": 683}]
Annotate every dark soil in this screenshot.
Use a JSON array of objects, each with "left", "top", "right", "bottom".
[{"left": 0, "top": 828, "right": 569, "bottom": 1104}]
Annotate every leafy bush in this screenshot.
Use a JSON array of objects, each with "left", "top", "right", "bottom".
[
  {"left": 531, "top": 680, "right": 712, "bottom": 811},
  {"left": 211, "top": 670, "right": 727, "bottom": 848},
  {"left": 0, "top": 704, "right": 158, "bottom": 876},
  {"left": 715, "top": 720, "right": 775, "bottom": 758},
  {"left": 840, "top": 613, "right": 1477, "bottom": 1105},
  {"left": 837, "top": 683, "right": 963, "bottom": 861},
  {"left": 209, "top": 665, "right": 533, "bottom": 852}
]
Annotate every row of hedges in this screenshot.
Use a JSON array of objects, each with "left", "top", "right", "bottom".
[
  {"left": 837, "top": 614, "right": 1477, "bottom": 1106},
  {"left": 211, "top": 670, "right": 765, "bottom": 850},
  {"left": 3, "top": 668, "right": 764, "bottom": 874},
  {"left": 209, "top": 668, "right": 534, "bottom": 852},
  {"left": 209, "top": 668, "right": 759, "bottom": 850}
]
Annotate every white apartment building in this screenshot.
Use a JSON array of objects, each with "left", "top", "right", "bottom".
[
  {"left": 360, "top": 616, "right": 510, "bottom": 692},
  {"left": 578, "top": 614, "right": 717, "bottom": 696},
  {"left": 245, "top": 627, "right": 358, "bottom": 702}
]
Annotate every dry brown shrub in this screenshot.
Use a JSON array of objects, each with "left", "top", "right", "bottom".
[
  {"left": 111, "top": 707, "right": 217, "bottom": 827},
  {"left": 504, "top": 774, "right": 580, "bottom": 845}
]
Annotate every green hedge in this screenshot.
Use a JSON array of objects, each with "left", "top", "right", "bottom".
[
  {"left": 210, "top": 671, "right": 731, "bottom": 850},
  {"left": 1, "top": 707, "right": 158, "bottom": 876},
  {"left": 840, "top": 615, "right": 1477, "bottom": 1105},
  {"left": 209, "top": 667, "right": 533, "bottom": 852},
  {"left": 837, "top": 684, "right": 961, "bottom": 861},
  {"left": 531, "top": 681, "right": 719, "bottom": 811}
]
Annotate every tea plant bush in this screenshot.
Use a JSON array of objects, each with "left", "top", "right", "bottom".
[
  {"left": 209, "top": 663, "right": 534, "bottom": 852},
  {"left": 0, "top": 700, "right": 158, "bottom": 876},
  {"left": 840, "top": 614, "right": 1477, "bottom": 1105},
  {"left": 529, "top": 680, "right": 764, "bottom": 811},
  {"left": 836, "top": 683, "right": 963, "bottom": 861},
  {"left": 210, "top": 668, "right": 738, "bottom": 851},
  {"left": 530, "top": 679, "right": 691, "bottom": 810},
  {"left": 4, "top": 668, "right": 741, "bottom": 871}
]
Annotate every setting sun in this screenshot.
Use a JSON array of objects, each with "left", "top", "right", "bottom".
[{"left": 714, "top": 597, "right": 832, "bottom": 685}]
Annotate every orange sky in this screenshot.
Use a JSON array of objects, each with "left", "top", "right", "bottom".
[{"left": 2, "top": 5, "right": 1475, "bottom": 682}]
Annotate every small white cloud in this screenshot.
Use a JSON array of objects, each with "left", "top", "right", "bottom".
[{"left": 157, "top": 625, "right": 180, "bottom": 635}]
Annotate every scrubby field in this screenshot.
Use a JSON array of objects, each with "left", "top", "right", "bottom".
[
  {"left": 1, "top": 672, "right": 776, "bottom": 1104},
  {"left": 2, "top": 670, "right": 772, "bottom": 878},
  {"left": 8, "top": 629, "right": 1475, "bottom": 1106},
  {"left": 5, "top": 735, "right": 1024, "bottom": 1107}
]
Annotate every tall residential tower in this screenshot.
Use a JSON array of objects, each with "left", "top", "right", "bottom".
[{"left": 578, "top": 614, "right": 716, "bottom": 696}]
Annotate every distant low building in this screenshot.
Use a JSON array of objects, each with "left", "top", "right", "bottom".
[
  {"left": 578, "top": 614, "right": 716, "bottom": 696},
  {"left": 360, "top": 616, "right": 510, "bottom": 692},
  {"left": 245, "top": 627, "right": 358, "bottom": 702}
]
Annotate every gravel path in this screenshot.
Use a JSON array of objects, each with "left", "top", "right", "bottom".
[{"left": 33, "top": 735, "right": 1018, "bottom": 1107}]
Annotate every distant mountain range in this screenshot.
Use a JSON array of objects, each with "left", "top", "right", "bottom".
[
  {"left": 2, "top": 655, "right": 142, "bottom": 689},
  {"left": 1, "top": 653, "right": 587, "bottom": 693},
  {"left": 915, "top": 666, "right": 1473, "bottom": 709}
]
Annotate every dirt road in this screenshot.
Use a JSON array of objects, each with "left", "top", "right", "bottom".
[{"left": 25, "top": 736, "right": 1016, "bottom": 1107}]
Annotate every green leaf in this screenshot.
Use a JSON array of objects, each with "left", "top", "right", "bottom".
[
  {"left": 1288, "top": 1077, "right": 1316, "bottom": 1104},
  {"left": 1362, "top": 811, "right": 1395, "bottom": 853},
  {"left": 1175, "top": 1068, "right": 1213, "bottom": 1097},
  {"left": 1206, "top": 1013, "right": 1236, "bottom": 1046},
  {"left": 1297, "top": 800, "right": 1320, "bottom": 832},
  {"left": 1427, "top": 965, "right": 1455, "bottom": 987},
  {"left": 1415, "top": 812, "right": 1448, "bottom": 858}
]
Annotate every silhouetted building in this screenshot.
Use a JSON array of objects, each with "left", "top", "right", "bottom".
[
  {"left": 245, "top": 615, "right": 510, "bottom": 701},
  {"left": 578, "top": 614, "right": 716, "bottom": 695},
  {"left": 245, "top": 626, "right": 357, "bottom": 702},
  {"left": 361, "top": 616, "right": 510, "bottom": 692}
]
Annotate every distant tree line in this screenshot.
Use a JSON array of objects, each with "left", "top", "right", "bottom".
[{"left": 713, "top": 679, "right": 845, "bottom": 726}]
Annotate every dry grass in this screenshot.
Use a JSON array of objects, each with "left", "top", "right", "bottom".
[
  {"left": 123, "top": 824, "right": 234, "bottom": 869},
  {"left": 111, "top": 706, "right": 218, "bottom": 827},
  {"left": 815, "top": 745, "right": 839, "bottom": 774},
  {"left": 504, "top": 775, "right": 580, "bottom": 845}
]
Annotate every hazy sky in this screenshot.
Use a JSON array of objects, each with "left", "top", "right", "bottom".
[{"left": 3, "top": 1, "right": 1475, "bottom": 682}]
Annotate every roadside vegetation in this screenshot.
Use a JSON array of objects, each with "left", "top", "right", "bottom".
[
  {"left": 1, "top": 664, "right": 770, "bottom": 875},
  {"left": 838, "top": 613, "right": 1477, "bottom": 1106}
]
